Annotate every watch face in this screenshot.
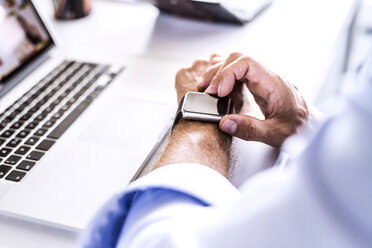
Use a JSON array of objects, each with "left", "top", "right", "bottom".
[{"left": 184, "top": 92, "right": 230, "bottom": 116}]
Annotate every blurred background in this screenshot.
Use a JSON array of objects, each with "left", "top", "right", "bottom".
[
  {"left": 0, "top": 0, "right": 371, "bottom": 247},
  {"left": 37, "top": 0, "right": 372, "bottom": 107},
  {"left": 348, "top": 0, "right": 372, "bottom": 72}
]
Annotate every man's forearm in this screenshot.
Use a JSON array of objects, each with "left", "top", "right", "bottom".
[{"left": 153, "top": 120, "right": 232, "bottom": 177}]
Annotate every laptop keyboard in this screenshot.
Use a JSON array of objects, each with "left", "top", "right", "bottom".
[{"left": 0, "top": 61, "right": 122, "bottom": 182}]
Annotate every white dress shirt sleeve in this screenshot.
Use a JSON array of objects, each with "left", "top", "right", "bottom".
[{"left": 79, "top": 163, "right": 241, "bottom": 248}]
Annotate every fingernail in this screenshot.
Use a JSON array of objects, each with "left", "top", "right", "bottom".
[
  {"left": 221, "top": 119, "right": 237, "bottom": 134},
  {"left": 196, "top": 80, "right": 204, "bottom": 89},
  {"left": 197, "top": 84, "right": 206, "bottom": 91},
  {"left": 218, "top": 83, "right": 224, "bottom": 96},
  {"left": 205, "top": 84, "right": 217, "bottom": 94},
  {"left": 205, "top": 87, "right": 213, "bottom": 94}
]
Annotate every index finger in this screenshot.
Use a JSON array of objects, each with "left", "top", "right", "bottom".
[
  {"left": 210, "top": 56, "right": 276, "bottom": 99},
  {"left": 204, "top": 52, "right": 242, "bottom": 95},
  {"left": 210, "top": 53, "right": 223, "bottom": 65}
]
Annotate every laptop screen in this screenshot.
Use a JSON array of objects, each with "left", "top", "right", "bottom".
[{"left": 0, "top": 0, "right": 53, "bottom": 89}]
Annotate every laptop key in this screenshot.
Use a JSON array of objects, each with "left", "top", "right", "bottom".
[
  {"left": 34, "top": 128, "right": 47, "bottom": 137},
  {"left": 36, "top": 140, "right": 55, "bottom": 151},
  {"left": 51, "top": 112, "right": 63, "bottom": 120},
  {"left": 27, "top": 151, "right": 45, "bottom": 161},
  {"left": 52, "top": 99, "right": 61, "bottom": 105},
  {"left": 0, "top": 165, "right": 12, "bottom": 178},
  {"left": 49, "top": 88, "right": 59, "bottom": 95},
  {"left": 15, "top": 146, "right": 31, "bottom": 155},
  {"left": 4, "top": 115, "right": 16, "bottom": 123},
  {"left": 20, "top": 113, "right": 33, "bottom": 121},
  {"left": 20, "top": 101, "right": 30, "bottom": 108},
  {"left": 16, "top": 130, "right": 30, "bottom": 138},
  {"left": 48, "top": 103, "right": 57, "bottom": 111},
  {"left": 67, "top": 97, "right": 77, "bottom": 105},
  {"left": 5, "top": 155, "right": 22, "bottom": 165},
  {"left": 25, "top": 137, "right": 39, "bottom": 146},
  {"left": 10, "top": 121, "right": 24, "bottom": 129},
  {"left": 17, "top": 160, "right": 36, "bottom": 171},
  {"left": 36, "top": 98, "right": 47, "bottom": 106},
  {"left": 0, "top": 121, "right": 8, "bottom": 130},
  {"left": 59, "top": 91, "right": 69, "bottom": 98},
  {"left": 5, "top": 170, "right": 26, "bottom": 182},
  {"left": 0, "top": 139, "right": 5, "bottom": 146},
  {"left": 1, "top": 130, "right": 14, "bottom": 138},
  {"left": 35, "top": 114, "right": 46, "bottom": 122},
  {"left": 43, "top": 120, "right": 56, "bottom": 128},
  {"left": 25, "top": 122, "right": 38, "bottom": 130},
  {"left": 29, "top": 105, "right": 40, "bottom": 113},
  {"left": 42, "top": 106, "right": 54, "bottom": 114},
  {"left": 12, "top": 109, "right": 22, "bottom": 114},
  {"left": 7, "top": 138, "right": 21, "bottom": 148},
  {"left": 0, "top": 148, "right": 12, "bottom": 157},
  {"left": 60, "top": 104, "right": 70, "bottom": 112}
]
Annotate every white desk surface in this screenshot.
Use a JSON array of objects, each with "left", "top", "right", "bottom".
[{"left": 0, "top": 0, "right": 358, "bottom": 247}]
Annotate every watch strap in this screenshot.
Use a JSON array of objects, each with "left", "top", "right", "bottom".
[{"left": 172, "top": 95, "right": 185, "bottom": 129}]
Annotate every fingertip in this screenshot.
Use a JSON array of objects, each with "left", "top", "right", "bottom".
[
  {"left": 197, "top": 77, "right": 205, "bottom": 85},
  {"left": 205, "top": 83, "right": 218, "bottom": 94},
  {"left": 210, "top": 53, "right": 222, "bottom": 59},
  {"left": 197, "top": 74, "right": 210, "bottom": 91},
  {"left": 219, "top": 117, "right": 237, "bottom": 134},
  {"left": 217, "top": 84, "right": 225, "bottom": 97},
  {"left": 205, "top": 86, "right": 215, "bottom": 94},
  {"left": 217, "top": 83, "right": 230, "bottom": 97},
  {"left": 209, "top": 53, "right": 222, "bottom": 65},
  {"left": 211, "top": 57, "right": 222, "bottom": 65},
  {"left": 197, "top": 81, "right": 208, "bottom": 91}
]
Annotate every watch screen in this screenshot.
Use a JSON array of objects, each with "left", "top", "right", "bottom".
[{"left": 184, "top": 93, "right": 230, "bottom": 116}]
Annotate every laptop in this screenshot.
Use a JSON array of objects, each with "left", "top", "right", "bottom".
[
  {"left": 0, "top": 0, "right": 176, "bottom": 230},
  {"left": 151, "top": 0, "right": 272, "bottom": 25}
]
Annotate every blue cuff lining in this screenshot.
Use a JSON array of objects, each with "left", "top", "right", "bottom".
[{"left": 81, "top": 187, "right": 210, "bottom": 248}]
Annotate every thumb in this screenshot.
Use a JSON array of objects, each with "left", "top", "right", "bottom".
[{"left": 219, "top": 114, "right": 265, "bottom": 142}]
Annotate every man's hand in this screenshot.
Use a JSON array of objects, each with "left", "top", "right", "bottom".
[
  {"left": 175, "top": 55, "right": 222, "bottom": 103},
  {"left": 198, "top": 52, "right": 309, "bottom": 147},
  {"left": 154, "top": 55, "right": 231, "bottom": 177}
]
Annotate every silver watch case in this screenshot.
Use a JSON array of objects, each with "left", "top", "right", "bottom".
[{"left": 180, "top": 92, "right": 233, "bottom": 123}]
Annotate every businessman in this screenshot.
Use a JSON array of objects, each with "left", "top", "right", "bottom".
[{"left": 81, "top": 52, "right": 372, "bottom": 247}]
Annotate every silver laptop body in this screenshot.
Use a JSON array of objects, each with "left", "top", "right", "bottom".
[{"left": 0, "top": 0, "right": 177, "bottom": 230}]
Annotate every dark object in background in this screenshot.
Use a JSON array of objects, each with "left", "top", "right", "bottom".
[
  {"left": 150, "top": 0, "right": 272, "bottom": 25},
  {"left": 54, "top": 0, "right": 91, "bottom": 20},
  {"left": 16, "top": 15, "right": 43, "bottom": 45}
]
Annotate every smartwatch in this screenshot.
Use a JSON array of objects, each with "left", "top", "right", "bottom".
[{"left": 173, "top": 92, "right": 233, "bottom": 127}]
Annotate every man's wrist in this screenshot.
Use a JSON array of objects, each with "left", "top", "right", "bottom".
[
  {"left": 174, "top": 118, "right": 226, "bottom": 133},
  {"left": 155, "top": 119, "right": 232, "bottom": 177},
  {"left": 173, "top": 119, "right": 231, "bottom": 147}
]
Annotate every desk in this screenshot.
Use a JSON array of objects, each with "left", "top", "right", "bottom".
[{"left": 0, "top": 0, "right": 359, "bottom": 247}]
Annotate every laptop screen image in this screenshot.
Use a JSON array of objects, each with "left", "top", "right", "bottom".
[{"left": 0, "top": 0, "right": 53, "bottom": 88}]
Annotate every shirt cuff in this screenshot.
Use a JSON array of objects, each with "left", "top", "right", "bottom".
[{"left": 126, "top": 163, "right": 241, "bottom": 206}]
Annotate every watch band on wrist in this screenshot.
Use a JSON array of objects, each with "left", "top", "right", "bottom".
[{"left": 172, "top": 95, "right": 186, "bottom": 129}]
